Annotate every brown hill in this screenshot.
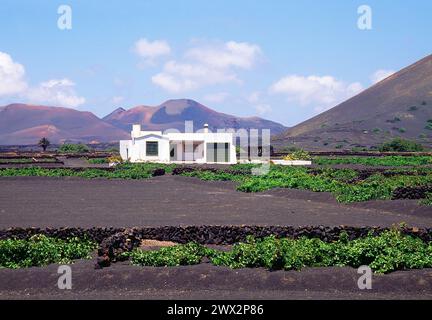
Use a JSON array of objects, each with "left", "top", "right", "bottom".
[
  {"left": 0, "top": 104, "right": 129, "bottom": 145},
  {"left": 273, "top": 54, "right": 432, "bottom": 150},
  {"left": 0, "top": 100, "right": 286, "bottom": 145},
  {"left": 103, "top": 99, "right": 287, "bottom": 134}
]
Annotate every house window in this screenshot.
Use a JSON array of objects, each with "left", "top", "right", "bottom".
[
  {"left": 146, "top": 141, "right": 158, "bottom": 156},
  {"left": 206, "top": 143, "right": 229, "bottom": 162}
]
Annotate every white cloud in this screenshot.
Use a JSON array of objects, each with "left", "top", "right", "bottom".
[
  {"left": 133, "top": 38, "right": 171, "bottom": 65},
  {"left": 186, "top": 41, "right": 261, "bottom": 69},
  {"left": 152, "top": 59, "right": 239, "bottom": 93},
  {"left": 151, "top": 41, "right": 261, "bottom": 93},
  {"left": 370, "top": 69, "right": 395, "bottom": 84},
  {"left": 26, "top": 78, "right": 86, "bottom": 108},
  {"left": 0, "top": 52, "right": 86, "bottom": 108},
  {"left": 0, "top": 52, "right": 27, "bottom": 96},
  {"left": 152, "top": 71, "right": 196, "bottom": 93},
  {"left": 270, "top": 75, "right": 363, "bottom": 111},
  {"left": 112, "top": 96, "right": 124, "bottom": 104},
  {"left": 203, "top": 92, "right": 229, "bottom": 103},
  {"left": 247, "top": 91, "right": 260, "bottom": 103},
  {"left": 254, "top": 104, "right": 272, "bottom": 115}
]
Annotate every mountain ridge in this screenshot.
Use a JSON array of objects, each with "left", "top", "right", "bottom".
[
  {"left": 0, "top": 103, "right": 130, "bottom": 145},
  {"left": 103, "top": 99, "right": 287, "bottom": 134},
  {"left": 0, "top": 100, "right": 287, "bottom": 145},
  {"left": 273, "top": 54, "right": 432, "bottom": 150}
]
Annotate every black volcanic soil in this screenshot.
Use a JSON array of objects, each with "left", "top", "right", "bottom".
[
  {"left": 1, "top": 257, "right": 432, "bottom": 299},
  {"left": 0, "top": 175, "right": 431, "bottom": 228},
  {"left": 1, "top": 175, "right": 432, "bottom": 300}
]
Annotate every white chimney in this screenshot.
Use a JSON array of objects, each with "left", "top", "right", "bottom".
[
  {"left": 132, "top": 124, "right": 141, "bottom": 137},
  {"left": 203, "top": 123, "right": 209, "bottom": 134}
]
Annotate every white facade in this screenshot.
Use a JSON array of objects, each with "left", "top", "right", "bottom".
[{"left": 119, "top": 124, "right": 237, "bottom": 164}]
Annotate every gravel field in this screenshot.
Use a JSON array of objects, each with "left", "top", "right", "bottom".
[
  {"left": 0, "top": 175, "right": 431, "bottom": 228},
  {"left": 1, "top": 175, "right": 431, "bottom": 299}
]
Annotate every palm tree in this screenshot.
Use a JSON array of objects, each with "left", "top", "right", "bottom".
[{"left": 38, "top": 137, "right": 50, "bottom": 151}]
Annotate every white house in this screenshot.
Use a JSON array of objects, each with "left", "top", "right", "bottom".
[{"left": 119, "top": 124, "right": 237, "bottom": 164}]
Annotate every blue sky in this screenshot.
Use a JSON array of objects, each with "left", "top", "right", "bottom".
[{"left": 0, "top": 0, "right": 431, "bottom": 126}]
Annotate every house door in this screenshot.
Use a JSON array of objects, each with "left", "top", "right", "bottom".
[
  {"left": 206, "top": 143, "right": 229, "bottom": 163},
  {"left": 169, "top": 143, "right": 177, "bottom": 161}
]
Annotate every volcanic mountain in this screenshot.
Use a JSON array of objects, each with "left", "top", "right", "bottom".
[
  {"left": 273, "top": 54, "right": 432, "bottom": 150},
  {"left": 0, "top": 104, "right": 129, "bottom": 145},
  {"left": 0, "top": 100, "right": 286, "bottom": 145},
  {"left": 103, "top": 99, "right": 287, "bottom": 134}
]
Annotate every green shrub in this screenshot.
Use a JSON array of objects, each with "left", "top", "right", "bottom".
[
  {"left": 181, "top": 165, "right": 432, "bottom": 203},
  {"left": 2, "top": 163, "right": 431, "bottom": 205},
  {"left": 126, "top": 242, "right": 206, "bottom": 267},
  {"left": 283, "top": 149, "right": 311, "bottom": 160},
  {"left": 58, "top": 143, "right": 90, "bottom": 153},
  {"left": 0, "top": 158, "right": 56, "bottom": 164},
  {"left": 125, "top": 230, "right": 432, "bottom": 274},
  {"left": 0, "top": 163, "right": 176, "bottom": 180},
  {"left": 379, "top": 138, "right": 424, "bottom": 152},
  {"left": 0, "top": 235, "right": 96, "bottom": 269},
  {"left": 314, "top": 156, "right": 432, "bottom": 166},
  {"left": 87, "top": 158, "right": 108, "bottom": 164}
]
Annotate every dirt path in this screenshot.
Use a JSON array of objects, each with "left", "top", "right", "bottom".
[
  {"left": 0, "top": 175, "right": 431, "bottom": 228},
  {"left": 1, "top": 258, "right": 431, "bottom": 299}
]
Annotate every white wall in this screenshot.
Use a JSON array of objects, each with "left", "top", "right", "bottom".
[
  {"left": 132, "top": 135, "right": 170, "bottom": 162},
  {"left": 121, "top": 129, "right": 236, "bottom": 164},
  {"left": 119, "top": 140, "right": 132, "bottom": 161}
]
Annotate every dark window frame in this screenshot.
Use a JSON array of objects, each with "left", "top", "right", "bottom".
[{"left": 146, "top": 141, "right": 159, "bottom": 156}]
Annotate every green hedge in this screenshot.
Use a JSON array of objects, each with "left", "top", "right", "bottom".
[
  {"left": 58, "top": 143, "right": 90, "bottom": 153},
  {"left": 184, "top": 166, "right": 432, "bottom": 203},
  {"left": 87, "top": 158, "right": 108, "bottom": 164},
  {"left": 125, "top": 230, "right": 432, "bottom": 274},
  {"left": 123, "top": 242, "right": 206, "bottom": 267},
  {"left": 314, "top": 156, "right": 432, "bottom": 166},
  {"left": 0, "top": 163, "right": 176, "bottom": 179},
  {"left": 379, "top": 138, "right": 425, "bottom": 152},
  {"left": 1, "top": 163, "right": 431, "bottom": 204},
  {"left": 0, "top": 235, "right": 97, "bottom": 268}
]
